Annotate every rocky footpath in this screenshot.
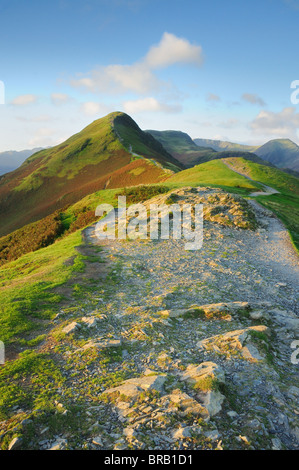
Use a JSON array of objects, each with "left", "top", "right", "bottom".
[{"left": 1, "top": 187, "right": 298, "bottom": 450}]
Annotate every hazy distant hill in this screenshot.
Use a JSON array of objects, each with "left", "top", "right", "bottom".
[
  {"left": 194, "top": 137, "right": 299, "bottom": 172},
  {"left": 254, "top": 139, "right": 299, "bottom": 171},
  {"left": 194, "top": 138, "right": 257, "bottom": 153},
  {"left": 0, "top": 112, "right": 181, "bottom": 236},
  {"left": 0, "top": 148, "right": 43, "bottom": 175}
]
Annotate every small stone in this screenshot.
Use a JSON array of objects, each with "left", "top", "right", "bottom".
[
  {"left": 8, "top": 437, "right": 22, "bottom": 450},
  {"left": 204, "top": 430, "right": 220, "bottom": 441},
  {"left": 172, "top": 426, "right": 192, "bottom": 440},
  {"left": 62, "top": 322, "right": 80, "bottom": 335},
  {"left": 272, "top": 438, "right": 282, "bottom": 450},
  {"left": 92, "top": 436, "right": 103, "bottom": 446}
]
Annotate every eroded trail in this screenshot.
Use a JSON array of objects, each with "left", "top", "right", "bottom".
[
  {"left": 74, "top": 187, "right": 299, "bottom": 450},
  {"left": 221, "top": 159, "right": 280, "bottom": 196},
  {"left": 5, "top": 188, "right": 298, "bottom": 451}
]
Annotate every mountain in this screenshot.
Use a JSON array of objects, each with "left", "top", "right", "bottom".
[
  {"left": 147, "top": 130, "right": 273, "bottom": 169},
  {"left": 194, "top": 137, "right": 299, "bottom": 172},
  {"left": 0, "top": 112, "right": 182, "bottom": 237},
  {"left": 0, "top": 148, "right": 43, "bottom": 175},
  {"left": 193, "top": 138, "right": 257, "bottom": 153},
  {"left": 146, "top": 130, "right": 217, "bottom": 167},
  {"left": 254, "top": 139, "right": 299, "bottom": 171}
]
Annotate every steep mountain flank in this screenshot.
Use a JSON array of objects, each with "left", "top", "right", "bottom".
[
  {"left": 147, "top": 130, "right": 217, "bottom": 167},
  {"left": 0, "top": 112, "right": 180, "bottom": 236},
  {"left": 254, "top": 139, "right": 299, "bottom": 172}
]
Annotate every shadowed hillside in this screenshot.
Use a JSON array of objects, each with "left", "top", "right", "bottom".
[{"left": 147, "top": 130, "right": 217, "bottom": 167}]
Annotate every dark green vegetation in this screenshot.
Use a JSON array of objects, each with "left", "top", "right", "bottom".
[
  {"left": 114, "top": 114, "right": 182, "bottom": 171},
  {"left": 147, "top": 130, "right": 217, "bottom": 167}
]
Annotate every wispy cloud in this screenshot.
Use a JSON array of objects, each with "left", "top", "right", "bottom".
[
  {"left": 11, "top": 94, "right": 38, "bottom": 106},
  {"left": 123, "top": 97, "right": 182, "bottom": 114},
  {"left": 28, "top": 127, "right": 57, "bottom": 146},
  {"left": 51, "top": 93, "right": 71, "bottom": 105},
  {"left": 70, "top": 32, "right": 203, "bottom": 96},
  {"left": 80, "top": 101, "right": 110, "bottom": 116},
  {"left": 206, "top": 93, "right": 221, "bottom": 103},
  {"left": 250, "top": 107, "right": 299, "bottom": 139},
  {"left": 242, "top": 93, "right": 266, "bottom": 106}
]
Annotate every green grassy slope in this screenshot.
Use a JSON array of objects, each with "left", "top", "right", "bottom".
[
  {"left": 166, "top": 159, "right": 262, "bottom": 194},
  {"left": 0, "top": 231, "right": 84, "bottom": 347}
]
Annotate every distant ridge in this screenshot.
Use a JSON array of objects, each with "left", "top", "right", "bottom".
[
  {"left": 0, "top": 148, "right": 43, "bottom": 175},
  {"left": 194, "top": 138, "right": 257, "bottom": 153},
  {"left": 194, "top": 137, "right": 299, "bottom": 172}
]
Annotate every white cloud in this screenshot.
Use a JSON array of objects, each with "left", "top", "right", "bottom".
[
  {"left": 73, "top": 63, "right": 160, "bottom": 95},
  {"left": 206, "top": 93, "right": 221, "bottom": 102},
  {"left": 51, "top": 93, "right": 71, "bottom": 105},
  {"left": 145, "top": 32, "right": 203, "bottom": 69},
  {"left": 242, "top": 93, "right": 266, "bottom": 106},
  {"left": 16, "top": 114, "right": 52, "bottom": 123},
  {"left": 218, "top": 118, "right": 239, "bottom": 129},
  {"left": 80, "top": 101, "right": 110, "bottom": 116},
  {"left": 123, "top": 97, "right": 182, "bottom": 114},
  {"left": 71, "top": 32, "right": 203, "bottom": 96},
  {"left": 11, "top": 94, "right": 38, "bottom": 106},
  {"left": 250, "top": 107, "right": 299, "bottom": 139},
  {"left": 28, "top": 127, "right": 56, "bottom": 146}
]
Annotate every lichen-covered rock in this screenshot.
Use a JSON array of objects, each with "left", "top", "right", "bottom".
[
  {"left": 197, "top": 325, "right": 270, "bottom": 362},
  {"left": 62, "top": 322, "right": 80, "bottom": 335},
  {"left": 104, "top": 374, "right": 167, "bottom": 401}
]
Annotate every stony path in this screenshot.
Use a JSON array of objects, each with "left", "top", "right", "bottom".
[
  {"left": 4, "top": 187, "right": 298, "bottom": 451},
  {"left": 67, "top": 187, "right": 298, "bottom": 451}
]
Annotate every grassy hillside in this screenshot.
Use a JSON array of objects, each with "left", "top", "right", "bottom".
[
  {"left": 166, "top": 159, "right": 262, "bottom": 194},
  {"left": 0, "top": 113, "right": 177, "bottom": 237},
  {"left": 223, "top": 157, "right": 299, "bottom": 251},
  {"left": 0, "top": 231, "right": 85, "bottom": 348},
  {"left": 223, "top": 157, "right": 299, "bottom": 195}
]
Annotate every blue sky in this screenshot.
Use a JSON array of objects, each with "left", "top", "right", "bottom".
[{"left": 0, "top": 0, "right": 299, "bottom": 151}]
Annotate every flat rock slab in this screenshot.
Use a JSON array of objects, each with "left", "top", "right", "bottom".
[
  {"left": 104, "top": 374, "right": 167, "bottom": 401},
  {"left": 197, "top": 325, "right": 270, "bottom": 362}
]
